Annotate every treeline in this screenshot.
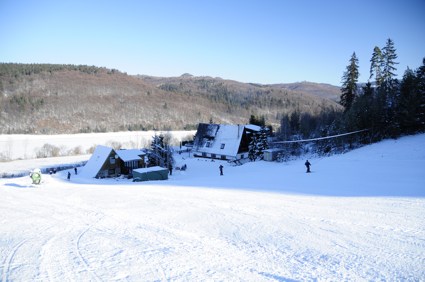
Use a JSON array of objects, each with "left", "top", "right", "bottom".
[
  {"left": 274, "top": 39, "right": 424, "bottom": 156},
  {"left": 155, "top": 77, "right": 337, "bottom": 117},
  {"left": 0, "top": 63, "right": 123, "bottom": 78},
  {"left": 159, "top": 79, "right": 287, "bottom": 111},
  {"left": 340, "top": 39, "right": 425, "bottom": 140},
  {"left": 1, "top": 62, "right": 341, "bottom": 134}
]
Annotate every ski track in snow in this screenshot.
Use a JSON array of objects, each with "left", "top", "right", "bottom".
[
  {"left": 1, "top": 238, "right": 28, "bottom": 282},
  {"left": 1, "top": 134, "right": 425, "bottom": 281},
  {"left": 0, "top": 183, "right": 424, "bottom": 281}
]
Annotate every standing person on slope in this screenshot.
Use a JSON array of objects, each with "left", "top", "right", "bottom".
[{"left": 305, "top": 160, "right": 311, "bottom": 173}]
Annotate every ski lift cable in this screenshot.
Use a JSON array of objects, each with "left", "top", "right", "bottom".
[{"left": 273, "top": 129, "right": 369, "bottom": 144}]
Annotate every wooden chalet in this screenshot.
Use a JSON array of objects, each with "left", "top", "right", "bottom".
[
  {"left": 193, "top": 123, "right": 261, "bottom": 160},
  {"left": 80, "top": 145, "right": 146, "bottom": 178}
]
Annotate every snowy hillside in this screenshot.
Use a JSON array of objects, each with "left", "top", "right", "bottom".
[{"left": 0, "top": 134, "right": 424, "bottom": 281}]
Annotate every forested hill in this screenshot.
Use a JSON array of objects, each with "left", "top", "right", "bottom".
[
  {"left": 0, "top": 63, "right": 342, "bottom": 134},
  {"left": 273, "top": 81, "right": 340, "bottom": 102}
]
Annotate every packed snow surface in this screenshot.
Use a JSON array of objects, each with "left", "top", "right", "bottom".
[{"left": 1, "top": 134, "right": 424, "bottom": 281}]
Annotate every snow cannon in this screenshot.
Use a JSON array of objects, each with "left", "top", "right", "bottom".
[{"left": 30, "top": 168, "right": 42, "bottom": 185}]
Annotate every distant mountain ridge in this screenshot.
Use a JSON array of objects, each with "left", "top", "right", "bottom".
[
  {"left": 0, "top": 63, "right": 342, "bottom": 134},
  {"left": 273, "top": 81, "right": 340, "bottom": 102}
]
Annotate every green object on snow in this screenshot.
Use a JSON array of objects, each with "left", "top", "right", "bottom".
[{"left": 30, "top": 169, "right": 42, "bottom": 184}]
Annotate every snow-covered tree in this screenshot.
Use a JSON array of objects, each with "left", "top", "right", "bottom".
[
  {"left": 257, "top": 126, "right": 269, "bottom": 159},
  {"left": 248, "top": 133, "right": 258, "bottom": 161},
  {"left": 148, "top": 134, "right": 164, "bottom": 167},
  {"left": 248, "top": 127, "right": 269, "bottom": 161},
  {"left": 148, "top": 134, "right": 173, "bottom": 168}
]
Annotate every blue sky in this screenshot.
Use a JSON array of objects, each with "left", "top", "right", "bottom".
[{"left": 1, "top": 0, "right": 424, "bottom": 86}]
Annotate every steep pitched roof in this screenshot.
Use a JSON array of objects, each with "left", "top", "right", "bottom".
[
  {"left": 194, "top": 124, "right": 257, "bottom": 157},
  {"left": 80, "top": 145, "right": 114, "bottom": 178}
]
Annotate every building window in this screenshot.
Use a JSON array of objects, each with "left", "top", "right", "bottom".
[
  {"left": 110, "top": 156, "right": 116, "bottom": 164},
  {"left": 221, "top": 155, "right": 227, "bottom": 160},
  {"left": 125, "top": 160, "right": 138, "bottom": 168},
  {"left": 220, "top": 143, "right": 225, "bottom": 149},
  {"left": 206, "top": 141, "right": 211, "bottom": 148}
]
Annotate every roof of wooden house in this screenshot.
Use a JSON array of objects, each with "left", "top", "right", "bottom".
[
  {"left": 194, "top": 123, "right": 260, "bottom": 157},
  {"left": 80, "top": 145, "right": 115, "bottom": 178},
  {"left": 115, "top": 149, "right": 146, "bottom": 162}
]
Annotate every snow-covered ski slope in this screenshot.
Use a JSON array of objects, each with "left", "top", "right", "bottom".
[{"left": 1, "top": 134, "right": 424, "bottom": 281}]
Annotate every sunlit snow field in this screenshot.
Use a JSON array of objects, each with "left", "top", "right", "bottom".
[{"left": 1, "top": 134, "right": 424, "bottom": 281}]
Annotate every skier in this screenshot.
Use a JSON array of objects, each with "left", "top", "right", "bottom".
[
  {"left": 74, "top": 167, "right": 78, "bottom": 175},
  {"left": 67, "top": 171, "right": 71, "bottom": 180},
  {"left": 305, "top": 160, "right": 311, "bottom": 173},
  {"left": 219, "top": 164, "right": 224, "bottom": 176}
]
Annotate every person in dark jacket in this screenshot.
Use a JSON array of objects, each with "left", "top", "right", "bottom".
[
  {"left": 305, "top": 160, "right": 311, "bottom": 173},
  {"left": 219, "top": 164, "right": 224, "bottom": 176},
  {"left": 67, "top": 171, "right": 71, "bottom": 180},
  {"left": 74, "top": 167, "right": 78, "bottom": 175}
]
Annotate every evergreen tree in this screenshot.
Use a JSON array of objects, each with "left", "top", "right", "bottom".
[
  {"left": 340, "top": 52, "right": 360, "bottom": 112},
  {"left": 382, "top": 38, "right": 399, "bottom": 89},
  {"left": 381, "top": 38, "right": 400, "bottom": 136},
  {"left": 257, "top": 126, "right": 269, "bottom": 159},
  {"left": 279, "top": 114, "right": 291, "bottom": 140},
  {"left": 344, "top": 83, "right": 375, "bottom": 133},
  {"left": 299, "top": 113, "right": 316, "bottom": 138},
  {"left": 248, "top": 127, "right": 269, "bottom": 161},
  {"left": 398, "top": 68, "right": 419, "bottom": 133},
  {"left": 362, "top": 81, "right": 374, "bottom": 97},
  {"left": 416, "top": 58, "right": 425, "bottom": 130},
  {"left": 370, "top": 46, "right": 384, "bottom": 86},
  {"left": 164, "top": 145, "right": 175, "bottom": 171},
  {"left": 360, "top": 82, "right": 375, "bottom": 131},
  {"left": 148, "top": 134, "right": 175, "bottom": 168},
  {"left": 248, "top": 133, "right": 258, "bottom": 161},
  {"left": 249, "top": 114, "right": 266, "bottom": 127},
  {"left": 148, "top": 134, "right": 165, "bottom": 167},
  {"left": 289, "top": 111, "right": 300, "bottom": 134}
]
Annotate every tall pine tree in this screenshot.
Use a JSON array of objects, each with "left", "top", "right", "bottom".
[
  {"left": 381, "top": 38, "right": 400, "bottom": 136},
  {"left": 340, "top": 52, "right": 360, "bottom": 112},
  {"left": 149, "top": 134, "right": 165, "bottom": 167},
  {"left": 415, "top": 58, "right": 425, "bottom": 130},
  {"left": 382, "top": 38, "right": 399, "bottom": 89},
  {"left": 370, "top": 46, "right": 384, "bottom": 86},
  {"left": 397, "top": 68, "right": 418, "bottom": 133}
]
